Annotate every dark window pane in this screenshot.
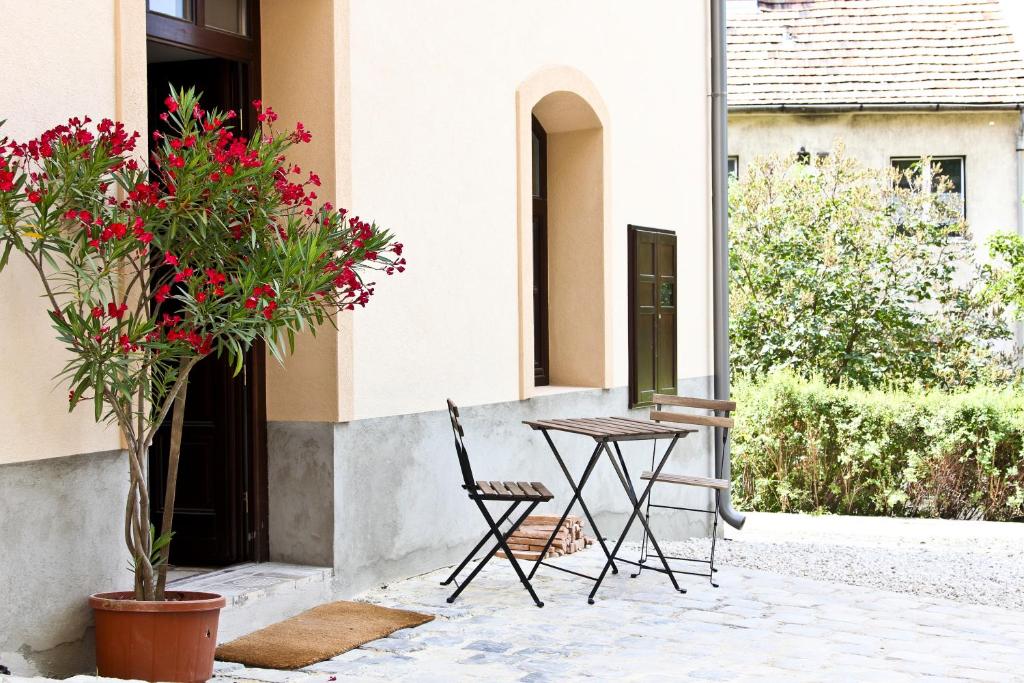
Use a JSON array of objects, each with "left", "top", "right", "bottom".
[
  {"left": 891, "top": 158, "right": 919, "bottom": 190},
  {"left": 148, "top": 0, "right": 191, "bottom": 20},
  {"left": 727, "top": 156, "right": 738, "bottom": 178},
  {"left": 206, "top": 0, "right": 249, "bottom": 35},
  {"left": 933, "top": 157, "right": 963, "bottom": 194},
  {"left": 659, "top": 281, "right": 674, "bottom": 308}
]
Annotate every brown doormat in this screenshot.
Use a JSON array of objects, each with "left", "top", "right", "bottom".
[{"left": 215, "top": 601, "right": 434, "bottom": 669}]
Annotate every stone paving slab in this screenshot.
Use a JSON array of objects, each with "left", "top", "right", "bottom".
[{"left": 207, "top": 546, "right": 1024, "bottom": 682}]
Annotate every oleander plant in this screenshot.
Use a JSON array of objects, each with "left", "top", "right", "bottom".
[{"left": 0, "top": 88, "right": 404, "bottom": 600}]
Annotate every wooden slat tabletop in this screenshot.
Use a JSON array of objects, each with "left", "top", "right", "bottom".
[{"left": 523, "top": 416, "right": 695, "bottom": 442}]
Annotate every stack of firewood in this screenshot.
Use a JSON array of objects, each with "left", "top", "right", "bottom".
[{"left": 497, "top": 515, "right": 594, "bottom": 561}]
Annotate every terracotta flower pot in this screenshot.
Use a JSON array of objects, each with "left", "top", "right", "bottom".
[{"left": 89, "top": 591, "right": 226, "bottom": 683}]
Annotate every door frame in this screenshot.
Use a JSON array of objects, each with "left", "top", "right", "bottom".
[
  {"left": 146, "top": 0, "right": 269, "bottom": 563},
  {"left": 532, "top": 115, "right": 550, "bottom": 387},
  {"left": 627, "top": 224, "right": 678, "bottom": 408}
]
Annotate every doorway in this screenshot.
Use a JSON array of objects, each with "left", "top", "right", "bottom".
[
  {"left": 146, "top": 0, "right": 267, "bottom": 567},
  {"left": 628, "top": 225, "right": 678, "bottom": 407}
]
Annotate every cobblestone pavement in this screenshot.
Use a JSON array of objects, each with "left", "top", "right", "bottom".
[{"left": 210, "top": 545, "right": 1024, "bottom": 683}]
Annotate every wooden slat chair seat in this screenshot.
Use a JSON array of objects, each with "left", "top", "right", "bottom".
[
  {"left": 440, "top": 399, "right": 551, "bottom": 608},
  {"left": 633, "top": 393, "right": 737, "bottom": 589},
  {"left": 474, "top": 480, "right": 554, "bottom": 501},
  {"left": 640, "top": 471, "right": 729, "bottom": 490}
]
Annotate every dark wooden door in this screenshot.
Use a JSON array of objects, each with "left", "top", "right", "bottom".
[
  {"left": 146, "top": 43, "right": 267, "bottom": 567},
  {"left": 628, "top": 225, "right": 678, "bottom": 407},
  {"left": 532, "top": 116, "right": 550, "bottom": 386}
]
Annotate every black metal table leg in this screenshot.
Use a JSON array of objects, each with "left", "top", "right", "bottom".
[
  {"left": 529, "top": 435, "right": 618, "bottom": 579},
  {"left": 587, "top": 435, "right": 682, "bottom": 603},
  {"left": 605, "top": 439, "right": 684, "bottom": 592}
]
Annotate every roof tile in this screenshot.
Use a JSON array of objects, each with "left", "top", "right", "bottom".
[{"left": 728, "top": 0, "right": 1024, "bottom": 108}]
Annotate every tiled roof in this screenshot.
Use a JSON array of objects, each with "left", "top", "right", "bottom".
[{"left": 728, "top": 0, "right": 1024, "bottom": 109}]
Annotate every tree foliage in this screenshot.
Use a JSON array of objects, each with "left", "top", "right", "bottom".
[{"left": 729, "top": 146, "right": 1009, "bottom": 390}]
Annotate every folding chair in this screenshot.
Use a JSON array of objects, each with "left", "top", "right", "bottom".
[
  {"left": 439, "top": 399, "right": 554, "bottom": 608},
  {"left": 632, "top": 394, "right": 735, "bottom": 588}
]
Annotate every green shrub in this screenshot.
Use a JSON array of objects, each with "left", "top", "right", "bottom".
[{"left": 731, "top": 372, "right": 1024, "bottom": 521}]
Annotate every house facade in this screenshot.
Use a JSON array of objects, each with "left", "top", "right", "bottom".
[
  {"left": 0, "top": 0, "right": 723, "bottom": 676},
  {"left": 727, "top": 0, "right": 1024, "bottom": 251}
]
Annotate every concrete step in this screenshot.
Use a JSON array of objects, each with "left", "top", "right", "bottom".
[{"left": 167, "top": 562, "right": 335, "bottom": 643}]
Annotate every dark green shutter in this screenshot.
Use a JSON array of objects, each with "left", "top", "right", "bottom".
[{"left": 629, "top": 226, "right": 677, "bottom": 407}]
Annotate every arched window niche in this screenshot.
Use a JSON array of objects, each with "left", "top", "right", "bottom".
[{"left": 516, "top": 67, "right": 612, "bottom": 398}]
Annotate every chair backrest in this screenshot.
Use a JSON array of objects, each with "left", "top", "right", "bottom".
[
  {"left": 446, "top": 399, "right": 476, "bottom": 489},
  {"left": 650, "top": 394, "right": 736, "bottom": 472},
  {"left": 649, "top": 394, "right": 735, "bottom": 430}
]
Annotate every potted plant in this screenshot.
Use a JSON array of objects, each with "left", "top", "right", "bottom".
[{"left": 0, "top": 89, "right": 404, "bottom": 682}]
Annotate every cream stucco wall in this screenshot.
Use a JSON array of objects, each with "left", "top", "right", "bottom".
[
  {"left": 261, "top": 0, "right": 354, "bottom": 423},
  {"left": 0, "top": 1, "right": 146, "bottom": 464},
  {"left": 0, "top": 0, "right": 715, "bottom": 453},
  {"left": 728, "top": 111, "right": 1021, "bottom": 249},
  {"left": 547, "top": 125, "right": 606, "bottom": 388},
  {"left": 345, "top": 0, "right": 713, "bottom": 419}
]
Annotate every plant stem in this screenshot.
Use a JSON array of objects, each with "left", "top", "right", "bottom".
[{"left": 155, "top": 358, "right": 190, "bottom": 600}]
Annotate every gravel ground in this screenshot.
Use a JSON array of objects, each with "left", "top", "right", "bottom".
[{"left": 660, "top": 512, "right": 1024, "bottom": 609}]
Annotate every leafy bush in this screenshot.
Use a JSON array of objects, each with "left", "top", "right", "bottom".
[
  {"left": 731, "top": 372, "right": 1024, "bottom": 521},
  {"left": 729, "top": 146, "right": 1011, "bottom": 390}
]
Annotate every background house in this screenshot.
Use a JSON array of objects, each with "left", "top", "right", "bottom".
[
  {"left": 727, "top": 0, "right": 1024, "bottom": 251},
  {"left": 0, "top": 0, "right": 722, "bottom": 676}
]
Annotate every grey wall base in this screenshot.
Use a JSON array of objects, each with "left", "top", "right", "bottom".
[
  {"left": 0, "top": 450, "right": 130, "bottom": 677},
  {"left": 268, "top": 377, "right": 716, "bottom": 597}
]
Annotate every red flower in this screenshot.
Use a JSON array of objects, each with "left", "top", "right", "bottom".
[
  {"left": 262, "top": 301, "right": 278, "bottom": 320},
  {"left": 155, "top": 284, "right": 172, "bottom": 303},
  {"left": 290, "top": 122, "right": 312, "bottom": 144},
  {"left": 132, "top": 217, "right": 153, "bottom": 244},
  {"left": 28, "top": 190, "right": 42, "bottom": 204},
  {"left": 107, "top": 302, "right": 127, "bottom": 319},
  {"left": 257, "top": 106, "right": 278, "bottom": 124},
  {"left": 196, "top": 291, "right": 207, "bottom": 303},
  {"left": 173, "top": 268, "right": 195, "bottom": 283},
  {"left": 164, "top": 96, "right": 178, "bottom": 113},
  {"left": 91, "top": 306, "right": 104, "bottom": 319},
  {"left": 244, "top": 297, "right": 258, "bottom": 309},
  {"left": 164, "top": 252, "right": 179, "bottom": 266}
]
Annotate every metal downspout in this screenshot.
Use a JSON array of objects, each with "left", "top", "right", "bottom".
[
  {"left": 1016, "top": 111, "right": 1024, "bottom": 347},
  {"left": 711, "top": 0, "right": 745, "bottom": 529}
]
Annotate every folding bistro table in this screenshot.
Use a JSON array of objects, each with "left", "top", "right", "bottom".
[{"left": 522, "top": 416, "right": 696, "bottom": 603}]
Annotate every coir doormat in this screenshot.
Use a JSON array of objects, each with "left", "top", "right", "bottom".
[{"left": 215, "top": 600, "right": 434, "bottom": 669}]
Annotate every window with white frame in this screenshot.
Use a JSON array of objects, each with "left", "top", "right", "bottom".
[{"left": 891, "top": 156, "right": 966, "bottom": 223}]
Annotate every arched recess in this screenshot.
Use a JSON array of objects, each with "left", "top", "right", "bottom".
[{"left": 516, "top": 66, "right": 612, "bottom": 398}]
